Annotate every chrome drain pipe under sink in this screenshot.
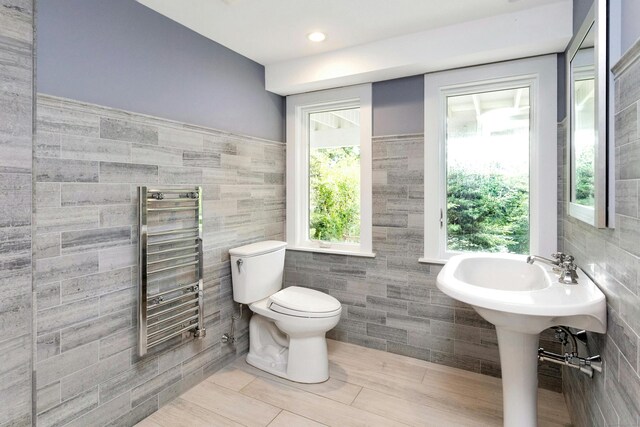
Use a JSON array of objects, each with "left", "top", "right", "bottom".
[{"left": 538, "top": 326, "right": 603, "bottom": 377}]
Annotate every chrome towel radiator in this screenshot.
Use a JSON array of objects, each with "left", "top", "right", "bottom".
[{"left": 138, "top": 186, "right": 206, "bottom": 357}]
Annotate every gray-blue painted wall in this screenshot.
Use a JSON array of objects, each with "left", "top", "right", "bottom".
[
  {"left": 573, "top": 0, "right": 594, "bottom": 34},
  {"left": 372, "top": 76, "right": 424, "bottom": 136},
  {"left": 36, "top": 0, "right": 285, "bottom": 142},
  {"left": 622, "top": 0, "right": 640, "bottom": 53}
]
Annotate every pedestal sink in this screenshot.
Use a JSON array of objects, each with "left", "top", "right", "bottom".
[{"left": 437, "top": 253, "right": 606, "bottom": 427}]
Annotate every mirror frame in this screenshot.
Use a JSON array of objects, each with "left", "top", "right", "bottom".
[{"left": 566, "top": 1, "right": 608, "bottom": 228}]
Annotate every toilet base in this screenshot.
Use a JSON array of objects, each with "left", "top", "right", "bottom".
[{"left": 246, "top": 313, "right": 330, "bottom": 384}]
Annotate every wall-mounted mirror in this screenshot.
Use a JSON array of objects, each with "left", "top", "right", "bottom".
[{"left": 567, "top": 1, "right": 608, "bottom": 227}]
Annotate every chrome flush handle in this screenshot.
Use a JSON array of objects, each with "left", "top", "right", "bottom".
[{"left": 236, "top": 258, "right": 243, "bottom": 273}]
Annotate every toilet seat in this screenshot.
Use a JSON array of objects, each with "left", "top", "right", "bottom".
[{"left": 268, "top": 286, "right": 342, "bottom": 318}]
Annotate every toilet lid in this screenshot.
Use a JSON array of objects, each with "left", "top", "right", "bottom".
[{"left": 268, "top": 286, "right": 342, "bottom": 317}]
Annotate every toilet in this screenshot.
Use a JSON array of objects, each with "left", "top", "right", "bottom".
[{"left": 229, "top": 240, "right": 342, "bottom": 383}]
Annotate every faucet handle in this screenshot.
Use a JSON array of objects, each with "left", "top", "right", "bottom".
[
  {"left": 559, "top": 258, "right": 579, "bottom": 284},
  {"left": 551, "top": 252, "right": 566, "bottom": 262}
]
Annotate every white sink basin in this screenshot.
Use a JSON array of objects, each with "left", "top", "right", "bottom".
[
  {"left": 437, "top": 253, "right": 607, "bottom": 427},
  {"left": 439, "top": 253, "right": 607, "bottom": 334}
]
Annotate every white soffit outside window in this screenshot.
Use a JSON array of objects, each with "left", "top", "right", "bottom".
[
  {"left": 286, "top": 84, "right": 374, "bottom": 258},
  {"left": 422, "top": 55, "right": 558, "bottom": 264}
]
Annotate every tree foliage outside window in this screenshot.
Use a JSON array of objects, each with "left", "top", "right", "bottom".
[
  {"left": 575, "top": 146, "right": 595, "bottom": 206},
  {"left": 309, "top": 146, "right": 360, "bottom": 243},
  {"left": 447, "top": 169, "right": 529, "bottom": 254}
]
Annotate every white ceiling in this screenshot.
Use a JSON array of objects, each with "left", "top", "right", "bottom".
[
  {"left": 137, "top": 0, "right": 567, "bottom": 65},
  {"left": 137, "top": 0, "right": 573, "bottom": 95}
]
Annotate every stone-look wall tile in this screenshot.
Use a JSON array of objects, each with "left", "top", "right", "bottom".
[
  {"left": 0, "top": 173, "right": 31, "bottom": 228},
  {"left": 37, "top": 104, "right": 100, "bottom": 137},
  {"left": 100, "top": 161, "right": 159, "bottom": 183},
  {"left": 60, "top": 135, "right": 131, "bottom": 163},
  {"left": 158, "top": 165, "right": 203, "bottom": 184},
  {"left": 36, "top": 332, "right": 60, "bottom": 363},
  {"left": 60, "top": 267, "right": 131, "bottom": 303},
  {"left": 35, "top": 182, "right": 61, "bottom": 209},
  {"left": 100, "top": 118, "right": 158, "bottom": 145},
  {"left": 36, "top": 381, "right": 60, "bottom": 414},
  {"left": 183, "top": 150, "right": 221, "bottom": 168},
  {"left": 37, "top": 388, "right": 99, "bottom": 427},
  {"left": 100, "top": 205, "right": 136, "bottom": 227},
  {"left": 36, "top": 297, "right": 100, "bottom": 335},
  {"left": 35, "top": 157, "right": 99, "bottom": 182},
  {"left": 36, "top": 341, "right": 100, "bottom": 389},
  {"left": 36, "top": 206, "right": 99, "bottom": 234},
  {"left": 34, "top": 94, "right": 285, "bottom": 425},
  {"left": 130, "top": 365, "right": 182, "bottom": 407},
  {"left": 617, "top": 56, "right": 640, "bottom": 111},
  {"left": 59, "top": 309, "right": 132, "bottom": 353},
  {"left": 63, "top": 392, "right": 130, "bottom": 427},
  {"left": 98, "top": 244, "right": 137, "bottom": 272},
  {"left": 619, "top": 215, "right": 640, "bottom": 257},
  {"left": 285, "top": 134, "right": 561, "bottom": 392},
  {"left": 34, "top": 252, "right": 99, "bottom": 284},
  {"left": 34, "top": 132, "right": 61, "bottom": 159},
  {"left": 98, "top": 358, "right": 159, "bottom": 404},
  {"left": 59, "top": 350, "right": 130, "bottom": 402},
  {"left": 616, "top": 179, "right": 639, "bottom": 217},
  {"left": 0, "top": 335, "right": 32, "bottom": 425},
  {"left": 561, "top": 43, "right": 640, "bottom": 426},
  {"left": 107, "top": 396, "right": 158, "bottom": 427},
  {"left": 158, "top": 127, "right": 202, "bottom": 151},
  {"left": 34, "top": 233, "right": 60, "bottom": 260},
  {"left": 60, "top": 225, "right": 131, "bottom": 254},
  {"left": 61, "top": 183, "right": 131, "bottom": 206},
  {"left": 615, "top": 102, "right": 638, "bottom": 147},
  {"left": 131, "top": 142, "right": 183, "bottom": 166}
]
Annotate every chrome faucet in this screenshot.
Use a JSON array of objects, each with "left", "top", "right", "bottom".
[{"left": 527, "top": 252, "right": 579, "bottom": 284}]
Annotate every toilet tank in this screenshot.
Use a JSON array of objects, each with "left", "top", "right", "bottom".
[{"left": 229, "top": 241, "right": 287, "bottom": 304}]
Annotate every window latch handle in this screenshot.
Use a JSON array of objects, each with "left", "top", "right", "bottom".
[{"left": 440, "top": 208, "right": 444, "bottom": 229}]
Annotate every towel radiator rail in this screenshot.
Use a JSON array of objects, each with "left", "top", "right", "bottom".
[{"left": 138, "top": 186, "right": 206, "bottom": 357}]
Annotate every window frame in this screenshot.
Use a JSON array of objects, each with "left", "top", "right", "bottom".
[
  {"left": 422, "top": 56, "right": 558, "bottom": 263},
  {"left": 286, "top": 84, "right": 374, "bottom": 257}
]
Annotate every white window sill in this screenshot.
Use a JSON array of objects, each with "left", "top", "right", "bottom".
[
  {"left": 418, "top": 257, "right": 447, "bottom": 265},
  {"left": 287, "top": 246, "right": 376, "bottom": 258}
]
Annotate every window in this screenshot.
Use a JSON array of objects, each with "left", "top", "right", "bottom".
[
  {"left": 286, "top": 85, "right": 373, "bottom": 257},
  {"left": 423, "top": 56, "right": 557, "bottom": 262}
]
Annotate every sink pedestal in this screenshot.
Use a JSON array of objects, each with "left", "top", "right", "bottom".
[
  {"left": 437, "top": 253, "right": 607, "bottom": 426},
  {"left": 496, "top": 328, "right": 539, "bottom": 427}
]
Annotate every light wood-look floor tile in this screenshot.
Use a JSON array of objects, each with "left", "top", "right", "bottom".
[
  {"left": 145, "top": 398, "right": 243, "bottom": 427},
  {"left": 137, "top": 339, "right": 571, "bottom": 427},
  {"left": 241, "top": 376, "right": 406, "bottom": 427},
  {"left": 232, "top": 358, "right": 362, "bottom": 405},
  {"left": 180, "top": 380, "right": 280, "bottom": 427},
  {"left": 267, "top": 410, "right": 327, "bottom": 427},
  {"left": 207, "top": 366, "right": 257, "bottom": 392}
]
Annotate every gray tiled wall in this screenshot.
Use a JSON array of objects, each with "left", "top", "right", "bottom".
[
  {"left": 284, "top": 134, "right": 563, "bottom": 392},
  {"left": 0, "top": 1, "right": 33, "bottom": 426},
  {"left": 33, "top": 95, "right": 285, "bottom": 426},
  {"left": 560, "top": 42, "right": 640, "bottom": 426}
]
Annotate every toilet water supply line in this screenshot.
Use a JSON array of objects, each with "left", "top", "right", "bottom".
[
  {"left": 537, "top": 326, "right": 603, "bottom": 378},
  {"left": 222, "top": 303, "right": 244, "bottom": 345}
]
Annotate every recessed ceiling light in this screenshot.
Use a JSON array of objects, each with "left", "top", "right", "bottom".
[{"left": 307, "top": 32, "right": 326, "bottom": 42}]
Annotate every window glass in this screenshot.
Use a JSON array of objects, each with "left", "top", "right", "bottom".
[
  {"left": 445, "top": 87, "right": 530, "bottom": 254},
  {"left": 573, "top": 77, "right": 595, "bottom": 207},
  {"left": 308, "top": 108, "right": 361, "bottom": 244}
]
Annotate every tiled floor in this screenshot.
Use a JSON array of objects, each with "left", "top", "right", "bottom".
[{"left": 136, "top": 339, "right": 571, "bottom": 426}]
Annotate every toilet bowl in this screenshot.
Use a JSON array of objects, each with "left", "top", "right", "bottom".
[{"left": 229, "top": 241, "right": 342, "bottom": 383}]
